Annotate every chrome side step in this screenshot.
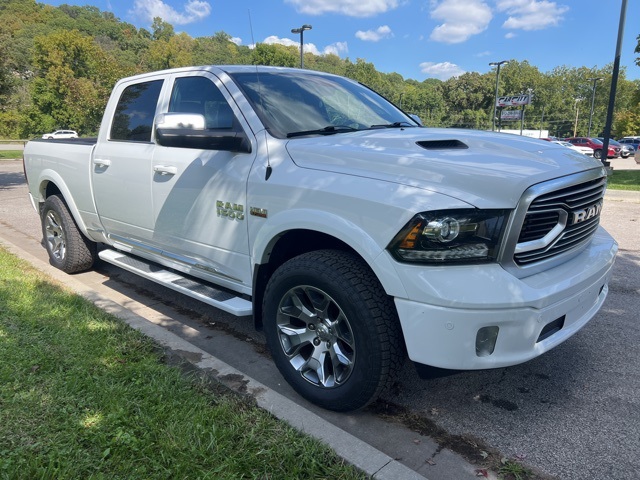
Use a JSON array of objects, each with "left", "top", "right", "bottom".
[{"left": 98, "top": 249, "right": 252, "bottom": 316}]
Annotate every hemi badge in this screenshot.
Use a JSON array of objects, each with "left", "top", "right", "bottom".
[{"left": 250, "top": 207, "right": 268, "bottom": 218}]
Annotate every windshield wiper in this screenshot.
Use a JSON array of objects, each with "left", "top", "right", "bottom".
[
  {"left": 286, "top": 125, "right": 359, "bottom": 138},
  {"left": 369, "top": 121, "right": 415, "bottom": 129}
]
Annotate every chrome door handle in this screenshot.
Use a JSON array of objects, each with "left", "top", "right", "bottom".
[
  {"left": 93, "top": 158, "right": 111, "bottom": 168},
  {"left": 153, "top": 165, "right": 178, "bottom": 176}
]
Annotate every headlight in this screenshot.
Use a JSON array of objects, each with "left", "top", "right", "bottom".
[{"left": 387, "top": 209, "right": 510, "bottom": 264}]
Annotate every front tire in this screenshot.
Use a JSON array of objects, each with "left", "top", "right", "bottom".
[
  {"left": 263, "top": 250, "right": 404, "bottom": 411},
  {"left": 594, "top": 149, "right": 602, "bottom": 159},
  {"left": 41, "top": 195, "right": 96, "bottom": 273}
]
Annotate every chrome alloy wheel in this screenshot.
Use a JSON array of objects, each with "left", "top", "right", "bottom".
[
  {"left": 44, "top": 209, "right": 66, "bottom": 262},
  {"left": 276, "top": 285, "right": 355, "bottom": 388}
]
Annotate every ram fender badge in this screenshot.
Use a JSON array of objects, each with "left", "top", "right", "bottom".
[{"left": 216, "top": 201, "right": 244, "bottom": 220}]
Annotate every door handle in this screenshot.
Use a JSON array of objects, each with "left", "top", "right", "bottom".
[
  {"left": 153, "top": 165, "right": 178, "bottom": 176},
  {"left": 93, "top": 158, "right": 111, "bottom": 168}
]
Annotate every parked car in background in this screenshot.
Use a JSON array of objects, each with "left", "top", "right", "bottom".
[
  {"left": 552, "top": 140, "right": 593, "bottom": 156},
  {"left": 617, "top": 137, "right": 640, "bottom": 154},
  {"left": 41, "top": 130, "right": 78, "bottom": 140},
  {"left": 597, "top": 138, "right": 632, "bottom": 158},
  {"left": 564, "top": 137, "right": 619, "bottom": 159}
]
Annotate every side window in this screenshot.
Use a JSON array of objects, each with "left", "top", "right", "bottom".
[
  {"left": 169, "top": 76, "right": 235, "bottom": 129},
  {"left": 110, "top": 80, "right": 163, "bottom": 142}
]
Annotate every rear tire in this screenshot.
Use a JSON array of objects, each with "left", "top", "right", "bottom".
[
  {"left": 263, "top": 250, "right": 404, "bottom": 411},
  {"left": 594, "top": 149, "right": 602, "bottom": 159},
  {"left": 41, "top": 195, "right": 96, "bottom": 273}
]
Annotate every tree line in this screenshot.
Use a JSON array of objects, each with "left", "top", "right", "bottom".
[{"left": 1, "top": 0, "right": 639, "bottom": 139}]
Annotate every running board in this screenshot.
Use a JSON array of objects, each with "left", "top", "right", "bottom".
[{"left": 98, "top": 249, "right": 252, "bottom": 316}]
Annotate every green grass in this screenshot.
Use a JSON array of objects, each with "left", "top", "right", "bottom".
[
  {"left": 0, "top": 150, "right": 23, "bottom": 160},
  {"left": 608, "top": 169, "right": 640, "bottom": 191},
  {"left": 0, "top": 247, "right": 365, "bottom": 480}
]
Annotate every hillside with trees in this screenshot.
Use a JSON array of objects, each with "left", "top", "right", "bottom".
[{"left": 1, "top": 0, "right": 639, "bottom": 139}]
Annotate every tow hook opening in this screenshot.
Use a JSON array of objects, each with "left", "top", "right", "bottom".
[
  {"left": 537, "top": 315, "right": 566, "bottom": 343},
  {"left": 476, "top": 326, "right": 499, "bottom": 357}
]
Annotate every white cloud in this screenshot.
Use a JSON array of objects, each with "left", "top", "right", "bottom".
[
  {"left": 505, "top": 32, "right": 517, "bottom": 39},
  {"left": 230, "top": 37, "right": 242, "bottom": 46},
  {"left": 429, "top": 0, "right": 492, "bottom": 44},
  {"left": 131, "top": 0, "right": 211, "bottom": 25},
  {"left": 420, "top": 61, "right": 466, "bottom": 80},
  {"left": 497, "top": 0, "right": 569, "bottom": 31},
  {"left": 264, "top": 36, "right": 300, "bottom": 48},
  {"left": 324, "top": 42, "right": 349, "bottom": 55},
  {"left": 263, "top": 36, "right": 348, "bottom": 57},
  {"left": 355, "top": 25, "right": 393, "bottom": 42},
  {"left": 475, "top": 50, "right": 491, "bottom": 57},
  {"left": 284, "top": 0, "right": 399, "bottom": 17}
]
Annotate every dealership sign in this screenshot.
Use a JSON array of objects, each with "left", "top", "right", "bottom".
[
  {"left": 501, "top": 110, "right": 522, "bottom": 120},
  {"left": 496, "top": 94, "right": 532, "bottom": 107}
]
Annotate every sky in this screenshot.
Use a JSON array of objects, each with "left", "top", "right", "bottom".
[{"left": 39, "top": 0, "right": 640, "bottom": 82}]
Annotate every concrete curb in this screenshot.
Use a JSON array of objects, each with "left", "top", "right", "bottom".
[{"left": 0, "top": 235, "right": 428, "bottom": 480}]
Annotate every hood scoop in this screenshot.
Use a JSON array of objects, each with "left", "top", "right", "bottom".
[{"left": 416, "top": 139, "right": 468, "bottom": 150}]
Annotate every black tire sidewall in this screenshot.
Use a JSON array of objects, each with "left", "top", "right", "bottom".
[
  {"left": 263, "top": 251, "right": 393, "bottom": 411},
  {"left": 41, "top": 195, "right": 95, "bottom": 273}
]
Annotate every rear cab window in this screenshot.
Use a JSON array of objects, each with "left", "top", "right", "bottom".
[{"left": 110, "top": 80, "right": 163, "bottom": 142}]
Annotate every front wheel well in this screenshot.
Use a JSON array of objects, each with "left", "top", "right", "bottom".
[{"left": 252, "top": 230, "right": 379, "bottom": 330}]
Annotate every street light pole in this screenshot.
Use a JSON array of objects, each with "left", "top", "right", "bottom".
[
  {"left": 291, "top": 24, "right": 312, "bottom": 68},
  {"left": 587, "top": 77, "right": 603, "bottom": 137},
  {"left": 489, "top": 60, "right": 509, "bottom": 132},
  {"left": 573, "top": 98, "right": 582, "bottom": 137}
]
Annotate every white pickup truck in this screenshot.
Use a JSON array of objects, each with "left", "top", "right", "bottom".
[{"left": 23, "top": 65, "right": 618, "bottom": 411}]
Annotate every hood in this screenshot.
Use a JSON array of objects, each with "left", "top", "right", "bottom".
[{"left": 285, "top": 128, "right": 605, "bottom": 209}]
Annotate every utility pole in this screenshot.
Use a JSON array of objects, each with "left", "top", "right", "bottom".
[
  {"left": 587, "top": 77, "right": 603, "bottom": 137},
  {"left": 489, "top": 60, "right": 509, "bottom": 131}
]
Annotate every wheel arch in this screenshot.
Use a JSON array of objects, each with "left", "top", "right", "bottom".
[
  {"left": 251, "top": 227, "right": 405, "bottom": 331},
  {"left": 36, "top": 170, "right": 90, "bottom": 238}
]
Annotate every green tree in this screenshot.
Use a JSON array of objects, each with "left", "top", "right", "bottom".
[
  {"left": 145, "top": 33, "right": 195, "bottom": 70},
  {"left": 252, "top": 43, "right": 298, "bottom": 67},
  {"left": 30, "top": 29, "right": 121, "bottom": 135},
  {"left": 151, "top": 17, "right": 174, "bottom": 42}
]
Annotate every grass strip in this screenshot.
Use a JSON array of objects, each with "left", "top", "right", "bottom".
[
  {"left": 0, "top": 151, "right": 23, "bottom": 160},
  {"left": 608, "top": 169, "right": 640, "bottom": 191},
  {"left": 0, "top": 247, "right": 364, "bottom": 480}
]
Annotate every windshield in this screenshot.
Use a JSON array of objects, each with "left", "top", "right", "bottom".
[{"left": 229, "top": 71, "right": 417, "bottom": 138}]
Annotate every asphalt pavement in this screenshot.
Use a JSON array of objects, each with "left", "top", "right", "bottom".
[{"left": 1, "top": 155, "right": 639, "bottom": 480}]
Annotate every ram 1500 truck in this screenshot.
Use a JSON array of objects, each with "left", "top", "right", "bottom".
[{"left": 23, "top": 66, "right": 618, "bottom": 411}]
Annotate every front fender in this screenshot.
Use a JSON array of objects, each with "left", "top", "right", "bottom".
[{"left": 250, "top": 208, "right": 408, "bottom": 298}]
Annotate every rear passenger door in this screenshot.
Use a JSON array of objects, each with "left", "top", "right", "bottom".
[{"left": 92, "top": 77, "right": 165, "bottom": 246}]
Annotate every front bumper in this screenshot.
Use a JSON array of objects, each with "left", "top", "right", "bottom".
[{"left": 391, "top": 227, "right": 618, "bottom": 370}]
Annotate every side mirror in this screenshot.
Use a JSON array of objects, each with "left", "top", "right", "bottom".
[
  {"left": 154, "top": 113, "right": 251, "bottom": 153},
  {"left": 409, "top": 114, "right": 423, "bottom": 126}
]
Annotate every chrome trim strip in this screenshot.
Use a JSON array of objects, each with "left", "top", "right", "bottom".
[{"left": 108, "top": 234, "right": 243, "bottom": 284}]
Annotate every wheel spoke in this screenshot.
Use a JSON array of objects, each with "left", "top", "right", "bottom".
[
  {"left": 277, "top": 324, "right": 316, "bottom": 356},
  {"left": 45, "top": 211, "right": 65, "bottom": 260},
  {"left": 300, "top": 349, "right": 335, "bottom": 388},
  {"left": 280, "top": 287, "right": 316, "bottom": 324},
  {"left": 330, "top": 312, "right": 355, "bottom": 350}
]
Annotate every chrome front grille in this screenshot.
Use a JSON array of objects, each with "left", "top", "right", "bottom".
[{"left": 514, "top": 177, "right": 607, "bottom": 266}]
